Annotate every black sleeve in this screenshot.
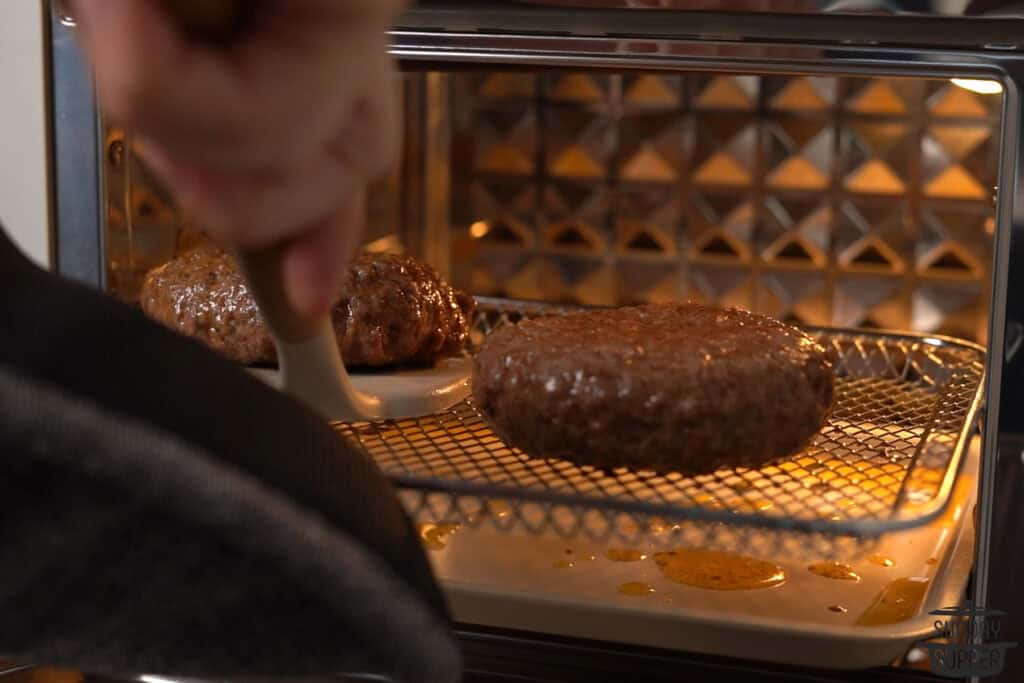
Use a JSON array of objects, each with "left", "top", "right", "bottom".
[{"left": 0, "top": 225, "right": 458, "bottom": 681}]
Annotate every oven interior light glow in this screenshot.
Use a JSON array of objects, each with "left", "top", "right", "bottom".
[{"left": 950, "top": 78, "right": 1003, "bottom": 95}]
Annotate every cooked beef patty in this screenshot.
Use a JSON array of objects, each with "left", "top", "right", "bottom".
[
  {"left": 472, "top": 303, "right": 835, "bottom": 475},
  {"left": 140, "top": 245, "right": 476, "bottom": 367}
]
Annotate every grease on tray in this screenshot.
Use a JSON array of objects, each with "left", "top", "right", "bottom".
[
  {"left": 619, "top": 582, "right": 655, "bottom": 596},
  {"left": 606, "top": 549, "right": 647, "bottom": 562},
  {"left": 808, "top": 561, "right": 861, "bottom": 582},
  {"left": 856, "top": 577, "right": 930, "bottom": 626},
  {"left": 418, "top": 522, "right": 460, "bottom": 551},
  {"left": 868, "top": 553, "right": 896, "bottom": 568},
  {"left": 653, "top": 548, "right": 786, "bottom": 591}
]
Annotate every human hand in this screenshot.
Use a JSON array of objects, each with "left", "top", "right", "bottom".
[{"left": 66, "top": 0, "right": 406, "bottom": 316}]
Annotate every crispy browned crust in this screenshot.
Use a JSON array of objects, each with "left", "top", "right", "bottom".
[
  {"left": 140, "top": 245, "right": 476, "bottom": 367},
  {"left": 472, "top": 303, "right": 835, "bottom": 475}
]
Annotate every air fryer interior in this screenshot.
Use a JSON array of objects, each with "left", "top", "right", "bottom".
[{"left": 102, "top": 70, "right": 1002, "bottom": 344}]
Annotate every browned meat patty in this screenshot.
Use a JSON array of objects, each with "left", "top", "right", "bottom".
[
  {"left": 140, "top": 245, "right": 476, "bottom": 367},
  {"left": 472, "top": 303, "right": 835, "bottom": 475}
]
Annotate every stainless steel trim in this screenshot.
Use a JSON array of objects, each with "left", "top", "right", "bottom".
[
  {"left": 0, "top": 665, "right": 36, "bottom": 678},
  {"left": 398, "top": 4, "right": 1024, "bottom": 49},
  {"left": 50, "top": 0, "right": 74, "bottom": 26},
  {"left": 399, "top": 72, "right": 453, "bottom": 273},
  {"left": 424, "top": 72, "right": 453, "bottom": 277},
  {"left": 1006, "top": 321, "right": 1024, "bottom": 363},
  {"left": 508, "top": 0, "right": 1024, "bottom": 18},
  {"left": 970, "top": 60, "right": 1024, "bottom": 683},
  {"left": 48, "top": 0, "right": 104, "bottom": 288},
  {"left": 391, "top": 30, "right": 1014, "bottom": 81}
]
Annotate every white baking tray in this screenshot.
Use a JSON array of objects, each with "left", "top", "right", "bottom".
[{"left": 422, "top": 441, "right": 979, "bottom": 670}]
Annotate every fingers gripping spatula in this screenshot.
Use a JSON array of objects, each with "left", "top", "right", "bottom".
[{"left": 158, "top": 0, "right": 472, "bottom": 422}]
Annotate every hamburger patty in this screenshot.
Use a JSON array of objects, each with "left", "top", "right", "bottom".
[
  {"left": 140, "top": 245, "right": 476, "bottom": 367},
  {"left": 472, "top": 303, "right": 835, "bottom": 475}
]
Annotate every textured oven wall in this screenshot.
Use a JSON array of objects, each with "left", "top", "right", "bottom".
[
  {"left": 450, "top": 73, "right": 1000, "bottom": 343},
  {"left": 0, "top": 0, "right": 50, "bottom": 268},
  {"left": 104, "top": 69, "right": 999, "bottom": 345}
]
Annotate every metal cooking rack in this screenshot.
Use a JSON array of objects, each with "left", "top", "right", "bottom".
[{"left": 335, "top": 297, "right": 985, "bottom": 554}]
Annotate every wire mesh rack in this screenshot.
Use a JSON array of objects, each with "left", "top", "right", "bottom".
[{"left": 334, "top": 297, "right": 985, "bottom": 555}]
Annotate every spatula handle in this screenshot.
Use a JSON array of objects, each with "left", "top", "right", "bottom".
[
  {"left": 236, "top": 243, "right": 380, "bottom": 420},
  {"left": 234, "top": 246, "right": 324, "bottom": 343}
]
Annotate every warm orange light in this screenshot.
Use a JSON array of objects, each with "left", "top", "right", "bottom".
[{"left": 470, "top": 221, "right": 490, "bottom": 238}]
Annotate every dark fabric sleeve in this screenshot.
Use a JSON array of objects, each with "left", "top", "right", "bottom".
[{"left": 0, "top": 226, "right": 460, "bottom": 682}]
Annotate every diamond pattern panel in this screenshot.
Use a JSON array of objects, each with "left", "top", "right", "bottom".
[
  {"left": 761, "top": 197, "right": 830, "bottom": 268},
  {"left": 452, "top": 72, "right": 999, "bottom": 342},
  {"left": 842, "top": 120, "right": 913, "bottom": 196},
  {"left": 835, "top": 201, "right": 909, "bottom": 275},
  {"left": 913, "top": 281, "right": 987, "bottom": 342},
  {"left": 476, "top": 73, "right": 537, "bottom": 101},
  {"left": 758, "top": 270, "right": 831, "bottom": 327},
  {"left": 767, "top": 76, "right": 836, "bottom": 113},
  {"left": 545, "top": 73, "right": 613, "bottom": 105},
  {"left": 922, "top": 122, "right": 995, "bottom": 201},
  {"left": 618, "top": 110, "right": 686, "bottom": 183},
  {"left": 758, "top": 77, "right": 837, "bottom": 327},
  {"left": 615, "top": 260, "right": 683, "bottom": 305},
  {"left": 927, "top": 82, "right": 997, "bottom": 119},
  {"left": 692, "top": 113, "right": 757, "bottom": 188},
  {"left": 470, "top": 177, "right": 538, "bottom": 249},
  {"left": 474, "top": 103, "right": 538, "bottom": 176},
  {"left": 615, "top": 184, "right": 680, "bottom": 256},
  {"left": 106, "top": 72, "right": 1000, "bottom": 345},
  {"left": 623, "top": 74, "right": 683, "bottom": 109},
  {"left": 688, "top": 191, "right": 755, "bottom": 264},
  {"left": 765, "top": 117, "right": 832, "bottom": 192},
  {"left": 845, "top": 79, "right": 911, "bottom": 116},
  {"left": 763, "top": 78, "right": 836, "bottom": 195},
  {"left": 834, "top": 275, "right": 908, "bottom": 330},
  {"left": 693, "top": 75, "right": 759, "bottom": 111},
  {"left": 689, "top": 264, "right": 755, "bottom": 311},
  {"left": 918, "top": 207, "right": 991, "bottom": 279},
  {"left": 544, "top": 105, "right": 615, "bottom": 180},
  {"left": 612, "top": 73, "right": 687, "bottom": 305},
  {"left": 543, "top": 179, "right": 611, "bottom": 254}
]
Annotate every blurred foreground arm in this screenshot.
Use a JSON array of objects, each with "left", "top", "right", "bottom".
[{"left": 67, "top": 0, "right": 406, "bottom": 315}]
